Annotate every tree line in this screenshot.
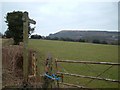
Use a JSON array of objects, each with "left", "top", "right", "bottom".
[{"left": 45, "top": 36, "right": 109, "bottom": 44}]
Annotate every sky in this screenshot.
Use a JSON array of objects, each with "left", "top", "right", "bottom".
[{"left": 0, "top": 0, "right": 119, "bottom": 36}]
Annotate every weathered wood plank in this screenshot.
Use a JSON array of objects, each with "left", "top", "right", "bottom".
[
  {"left": 57, "top": 72, "right": 120, "bottom": 83},
  {"left": 29, "top": 19, "right": 36, "bottom": 24},
  {"left": 22, "top": 11, "right": 36, "bottom": 84},
  {"left": 23, "top": 12, "right": 29, "bottom": 83},
  {"left": 56, "top": 60, "right": 120, "bottom": 65}
]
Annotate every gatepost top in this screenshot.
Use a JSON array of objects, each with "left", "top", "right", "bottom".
[
  {"left": 29, "top": 19, "right": 36, "bottom": 24},
  {"left": 22, "top": 11, "right": 36, "bottom": 24},
  {"left": 24, "top": 11, "right": 28, "bottom": 15}
]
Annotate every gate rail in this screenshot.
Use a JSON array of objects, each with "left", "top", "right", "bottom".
[{"left": 55, "top": 59, "right": 120, "bottom": 88}]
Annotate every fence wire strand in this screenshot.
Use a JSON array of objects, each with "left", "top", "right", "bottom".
[{"left": 85, "top": 65, "right": 114, "bottom": 86}]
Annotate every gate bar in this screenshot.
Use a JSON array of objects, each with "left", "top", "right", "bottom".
[
  {"left": 57, "top": 72, "right": 120, "bottom": 83},
  {"left": 56, "top": 60, "right": 120, "bottom": 65}
]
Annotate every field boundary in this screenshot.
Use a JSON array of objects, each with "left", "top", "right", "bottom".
[{"left": 55, "top": 59, "right": 120, "bottom": 88}]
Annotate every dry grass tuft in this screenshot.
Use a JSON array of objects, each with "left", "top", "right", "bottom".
[{"left": 2, "top": 45, "right": 37, "bottom": 87}]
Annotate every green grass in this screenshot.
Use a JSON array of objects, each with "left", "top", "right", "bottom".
[
  {"left": 2, "top": 38, "right": 14, "bottom": 46},
  {"left": 28, "top": 39, "right": 119, "bottom": 88}
]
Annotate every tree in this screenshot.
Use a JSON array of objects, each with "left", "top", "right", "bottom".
[
  {"left": 52, "top": 37, "right": 59, "bottom": 40},
  {"left": 101, "top": 41, "right": 108, "bottom": 44},
  {"left": 31, "top": 34, "right": 42, "bottom": 39},
  {"left": 60, "top": 37, "right": 73, "bottom": 41},
  {"left": 4, "top": 30, "right": 13, "bottom": 38},
  {"left": 92, "top": 39, "right": 100, "bottom": 44},
  {"left": 5, "top": 11, "right": 35, "bottom": 45},
  {"left": 45, "top": 36, "right": 51, "bottom": 40},
  {"left": 0, "top": 32, "right": 3, "bottom": 38},
  {"left": 79, "top": 39, "right": 85, "bottom": 42}
]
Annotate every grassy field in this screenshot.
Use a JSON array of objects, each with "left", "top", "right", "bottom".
[
  {"left": 2, "top": 38, "right": 14, "bottom": 46},
  {"left": 28, "top": 39, "right": 119, "bottom": 88}
]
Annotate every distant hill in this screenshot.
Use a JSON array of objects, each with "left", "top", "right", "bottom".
[{"left": 48, "top": 30, "right": 119, "bottom": 44}]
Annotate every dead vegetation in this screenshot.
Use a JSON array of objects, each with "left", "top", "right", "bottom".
[{"left": 2, "top": 45, "right": 40, "bottom": 87}]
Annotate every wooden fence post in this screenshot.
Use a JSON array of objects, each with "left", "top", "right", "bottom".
[
  {"left": 22, "top": 11, "right": 36, "bottom": 87},
  {"left": 43, "top": 55, "right": 55, "bottom": 89},
  {"left": 31, "top": 52, "right": 37, "bottom": 77},
  {"left": 55, "top": 58, "right": 59, "bottom": 88},
  {"left": 23, "top": 12, "right": 29, "bottom": 85}
]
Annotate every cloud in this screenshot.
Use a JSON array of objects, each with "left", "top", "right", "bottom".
[
  {"left": 1, "top": 1, "right": 118, "bottom": 36},
  {"left": 0, "top": 0, "right": 119, "bottom": 2}
]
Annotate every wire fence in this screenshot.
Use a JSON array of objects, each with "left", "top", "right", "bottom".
[{"left": 55, "top": 59, "right": 120, "bottom": 88}]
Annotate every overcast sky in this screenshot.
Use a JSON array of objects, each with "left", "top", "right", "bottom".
[{"left": 0, "top": 0, "right": 119, "bottom": 36}]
